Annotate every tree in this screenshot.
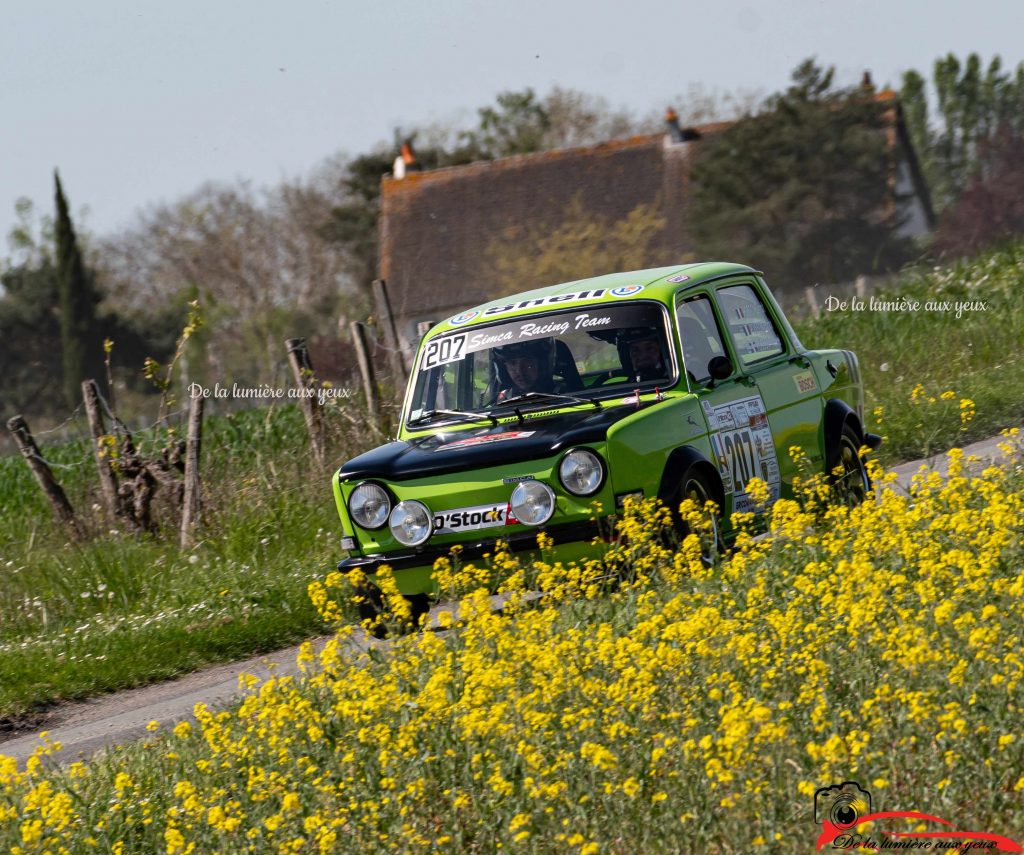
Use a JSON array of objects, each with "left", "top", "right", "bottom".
[
  {"left": 900, "top": 54, "right": 1024, "bottom": 212},
  {"left": 1, "top": 198, "right": 158, "bottom": 421},
  {"left": 538, "top": 87, "right": 641, "bottom": 150},
  {"left": 690, "top": 59, "right": 913, "bottom": 287},
  {"left": 466, "top": 88, "right": 551, "bottom": 158},
  {"left": 0, "top": 213, "right": 62, "bottom": 417},
  {"left": 101, "top": 178, "right": 353, "bottom": 386},
  {"left": 485, "top": 196, "right": 670, "bottom": 295},
  {"left": 321, "top": 148, "right": 396, "bottom": 297},
  {"left": 934, "top": 125, "right": 1024, "bottom": 256},
  {"left": 642, "top": 83, "right": 765, "bottom": 129},
  {"left": 55, "top": 172, "right": 103, "bottom": 408}
]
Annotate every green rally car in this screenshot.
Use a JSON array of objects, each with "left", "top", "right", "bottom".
[{"left": 332, "top": 262, "right": 879, "bottom": 612}]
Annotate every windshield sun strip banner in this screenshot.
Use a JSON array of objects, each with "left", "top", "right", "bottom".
[
  {"left": 419, "top": 302, "right": 670, "bottom": 372},
  {"left": 448, "top": 284, "right": 647, "bottom": 327}
]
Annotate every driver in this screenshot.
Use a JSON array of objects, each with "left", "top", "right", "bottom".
[
  {"left": 618, "top": 328, "right": 669, "bottom": 381},
  {"left": 493, "top": 339, "right": 558, "bottom": 402}
]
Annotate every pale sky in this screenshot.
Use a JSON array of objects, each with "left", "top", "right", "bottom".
[{"left": 3, "top": 0, "right": 1021, "bottom": 249}]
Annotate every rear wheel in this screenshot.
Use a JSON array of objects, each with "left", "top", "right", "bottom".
[{"left": 830, "top": 423, "right": 871, "bottom": 507}]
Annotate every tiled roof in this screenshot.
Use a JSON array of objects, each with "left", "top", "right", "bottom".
[{"left": 380, "top": 130, "right": 723, "bottom": 326}]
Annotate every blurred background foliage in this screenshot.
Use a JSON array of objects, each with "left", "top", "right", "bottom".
[{"left": 3, "top": 53, "right": 1023, "bottom": 430}]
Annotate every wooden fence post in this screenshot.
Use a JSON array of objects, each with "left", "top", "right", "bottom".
[
  {"left": 6, "top": 415, "right": 80, "bottom": 536},
  {"left": 372, "top": 278, "right": 409, "bottom": 385},
  {"left": 179, "top": 395, "right": 204, "bottom": 549},
  {"left": 285, "top": 338, "right": 325, "bottom": 466},
  {"left": 804, "top": 286, "right": 821, "bottom": 320},
  {"left": 81, "top": 379, "right": 121, "bottom": 521},
  {"left": 350, "top": 321, "right": 382, "bottom": 424}
]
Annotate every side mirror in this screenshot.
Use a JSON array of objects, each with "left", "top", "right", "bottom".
[{"left": 708, "top": 356, "right": 733, "bottom": 380}]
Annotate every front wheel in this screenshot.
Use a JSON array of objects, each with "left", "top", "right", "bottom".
[
  {"left": 352, "top": 579, "right": 431, "bottom": 639},
  {"left": 671, "top": 467, "right": 723, "bottom": 566}
]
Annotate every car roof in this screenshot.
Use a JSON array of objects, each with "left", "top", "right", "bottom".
[{"left": 428, "top": 261, "right": 761, "bottom": 336}]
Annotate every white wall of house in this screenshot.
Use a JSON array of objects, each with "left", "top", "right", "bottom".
[{"left": 895, "top": 157, "right": 931, "bottom": 239}]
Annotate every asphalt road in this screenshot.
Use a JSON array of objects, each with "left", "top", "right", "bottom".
[{"left": 0, "top": 430, "right": 1018, "bottom": 765}]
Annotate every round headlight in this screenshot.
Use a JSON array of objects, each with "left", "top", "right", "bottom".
[
  {"left": 510, "top": 480, "right": 556, "bottom": 526},
  {"left": 559, "top": 449, "right": 604, "bottom": 496},
  {"left": 348, "top": 482, "right": 390, "bottom": 530},
  {"left": 389, "top": 500, "right": 433, "bottom": 547}
]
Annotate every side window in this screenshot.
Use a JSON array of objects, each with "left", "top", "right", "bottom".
[
  {"left": 427, "top": 362, "right": 459, "bottom": 409},
  {"left": 716, "top": 284, "right": 784, "bottom": 366},
  {"left": 676, "top": 295, "right": 727, "bottom": 384}
]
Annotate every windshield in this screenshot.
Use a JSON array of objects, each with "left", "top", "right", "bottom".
[{"left": 406, "top": 302, "right": 675, "bottom": 423}]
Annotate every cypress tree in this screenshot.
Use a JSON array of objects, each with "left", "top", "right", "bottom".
[{"left": 55, "top": 170, "right": 100, "bottom": 409}]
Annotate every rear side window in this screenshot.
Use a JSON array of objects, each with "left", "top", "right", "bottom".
[{"left": 716, "top": 284, "right": 784, "bottom": 365}]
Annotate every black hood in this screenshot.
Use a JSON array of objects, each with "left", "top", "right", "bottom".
[{"left": 338, "top": 405, "right": 643, "bottom": 482}]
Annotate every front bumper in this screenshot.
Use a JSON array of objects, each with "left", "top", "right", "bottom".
[{"left": 337, "top": 519, "right": 605, "bottom": 584}]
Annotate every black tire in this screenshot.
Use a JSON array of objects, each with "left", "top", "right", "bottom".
[
  {"left": 670, "top": 467, "right": 723, "bottom": 566},
  {"left": 352, "top": 578, "right": 387, "bottom": 639},
  {"left": 829, "top": 423, "right": 871, "bottom": 507},
  {"left": 405, "top": 594, "right": 431, "bottom": 631},
  {"left": 352, "top": 580, "right": 431, "bottom": 639}
]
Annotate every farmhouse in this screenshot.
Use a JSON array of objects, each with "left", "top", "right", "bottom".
[{"left": 378, "top": 91, "right": 934, "bottom": 355}]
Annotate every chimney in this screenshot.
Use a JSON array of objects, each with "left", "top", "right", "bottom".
[
  {"left": 392, "top": 140, "right": 419, "bottom": 179},
  {"left": 665, "top": 106, "right": 683, "bottom": 143},
  {"left": 665, "top": 106, "right": 702, "bottom": 144}
]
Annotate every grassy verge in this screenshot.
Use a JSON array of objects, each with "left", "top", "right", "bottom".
[
  {"left": 0, "top": 406, "right": 368, "bottom": 723},
  {"left": 2, "top": 441, "right": 1022, "bottom": 852},
  {"left": 793, "top": 242, "right": 1024, "bottom": 464}
]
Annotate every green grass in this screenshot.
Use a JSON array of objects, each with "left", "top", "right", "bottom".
[
  {"left": 794, "top": 242, "right": 1024, "bottom": 464},
  {"left": 0, "top": 406, "right": 370, "bottom": 723}
]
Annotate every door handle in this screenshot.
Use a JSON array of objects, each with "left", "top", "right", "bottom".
[{"left": 734, "top": 374, "right": 756, "bottom": 387}]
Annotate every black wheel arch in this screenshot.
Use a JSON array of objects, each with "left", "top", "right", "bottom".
[
  {"left": 824, "top": 398, "right": 864, "bottom": 473},
  {"left": 657, "top": 446, "right": 726, "bottom": 513}
]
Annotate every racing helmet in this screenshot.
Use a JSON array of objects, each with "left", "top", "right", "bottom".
[
  {"left": 492, "top": 338, "right": 556, "bottom": 393},
  {"left": 614, "top": 326, "right": 667, "bottom": 376}
]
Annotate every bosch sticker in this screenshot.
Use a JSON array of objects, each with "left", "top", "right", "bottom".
[
  {"left": 667, "top": 274, "right": 690, "bottom": 283},
  {"left": 793, "top": 370, "right": 817, "bottom": 394},
  {"left": 437, "top": 431, "right": 535, "bottom": 451}
]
